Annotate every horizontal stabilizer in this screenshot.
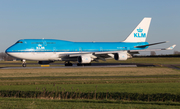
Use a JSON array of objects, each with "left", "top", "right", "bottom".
[
  {"left": 134, "top": 41, "right": 168, "bottom": 48},
  {"left": 164, "top": 45, "right": 176, "bottom": 50}
]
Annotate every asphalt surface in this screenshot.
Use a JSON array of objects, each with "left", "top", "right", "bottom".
[
  {"left": 0, "top": 63, "right": 138, "bottom": 69},
  {"left": 163, "top": 64, "right": 180, "bottom": 70},
  {"left": 0, "top": 62, "right": 157, "bottom": 69}
]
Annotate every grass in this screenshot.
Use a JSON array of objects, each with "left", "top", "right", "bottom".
[
  {"left": 1, "top": 76, "right": 180, "bottom": 86},
  {"left": 1, "top": 58, "right": 180, "bottom": 108},
  {"left": 0, "top": 67, "right": 180, "bottom": 86},
  {"left": 0, "top": 67, "right": 180, "bottom": 77},
  {"left": 1, "top": 83, "right": 180, "bottom": 94},
  {"left": 0, "top": 67, "right": 180, "bottom": 94},
  {"left": 1, "top": 97, "right": 180, "bottom": 109}
]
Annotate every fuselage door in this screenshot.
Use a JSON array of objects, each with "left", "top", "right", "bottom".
[
  {"left": 31, "top": 47, "right": 35, "bottom": 53},
  {"left": 53, "top": 47, "right": 56, "bottom": 54},
  {"left": 100, "top": 47, "right": 103, "bottom": 52},
  {"left": 79, "top": 47, "right": 82, "bottom": 52},
  {"left": 42, "top": 39, "right": 47, "bottom": 46},
  {"left": 43, "top": 41, "right": 47, "bottom": 46}
]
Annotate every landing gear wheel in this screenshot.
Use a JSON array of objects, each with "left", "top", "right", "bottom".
[
  {"left": 21, "top": 59, "right": 26, "bottom": 67},
  {"left": 65, "top": 63, "right": 73, "bottom": 66},
  {"left": 77, "top": 63, "right": 82, "bottom": 66},
  {"left": 86, "top": 63, "right": 91, "bottom": 66},
  {"left": 64, "top": 62, "right": 73, "bottom": 66},
  {"left": 22, "top": 63, "right": 26, "bottom": 67}
]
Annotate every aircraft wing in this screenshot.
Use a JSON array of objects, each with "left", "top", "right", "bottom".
[
  {"left": 59, "top": 45, "right": 176, "bottom": 61},
  {"left": 60, "top": 51, "right": 128, "bottom": 62},
  {"left": 59, "top": 52, "right": 112, "bottom": 61},
  {"left": 130, "top": 45, "right": 176, "bottom": 52},
  {"left": 94, "top": 44, "right": 176, "bottom": 60},
  {"left": 65, "top": 44, "right": 176, "bottom": 56}
]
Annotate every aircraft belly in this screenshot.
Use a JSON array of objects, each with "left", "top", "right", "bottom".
[{"left": 8, "top": 52, "right": 60, "bottom": 61}]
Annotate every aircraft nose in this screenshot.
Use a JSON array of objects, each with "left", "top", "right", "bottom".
[
  {"left": 5, "top": 48, "right": 10, "bottom": 54},
  {"left": 5, "top": 46, "right": 13, "bottom": 54}
]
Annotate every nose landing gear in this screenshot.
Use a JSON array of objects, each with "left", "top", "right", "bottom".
[{"left": 22, "top": 59, "right": 26, "bottom": 67}]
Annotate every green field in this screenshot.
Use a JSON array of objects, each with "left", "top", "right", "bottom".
[
  {"left": 1, "top": 83, "right": 180, "bottom": 94},
  {"left": 1, "top": 98, "right": 180, "bottom": 109},
  {"left": 1, "top": 58, "right": 180, "bottom": 108}
]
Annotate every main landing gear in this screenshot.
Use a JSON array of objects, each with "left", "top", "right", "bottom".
[
  {"left": 64, "top": 62, "right": 92, "bottom": 66},
  {"left": 22, "top": 59, "right": 26, "bottom": 67},
  {"left": 65, "top": 61, "right": 73, "bottom": 66}
]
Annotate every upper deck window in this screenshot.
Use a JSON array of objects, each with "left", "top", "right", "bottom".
[
  {"left": 31, "top": 42, "right": 43, "bottom": 44},
  {"left": 16, "top": 41, "right": 23, "bottom": 44},
  {"left": 47, "top": 42, "right": 56, "bottom": 44}
]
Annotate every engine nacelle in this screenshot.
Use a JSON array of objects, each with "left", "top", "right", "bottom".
[
  {"left": 114, "top": 53, "right": 128, "bottom": 61},
  {"left": 38, "top": 61, "right": 54, "bottom": 65},
  {"left": 77, "top": 56, "right": 91, "bottom": 63}
]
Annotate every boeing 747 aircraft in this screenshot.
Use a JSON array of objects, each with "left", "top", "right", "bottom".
[{"left": 5, "top": 18, "right": 176, "bottom": 67}]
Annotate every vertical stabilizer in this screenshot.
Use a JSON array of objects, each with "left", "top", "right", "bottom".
[{"left": 123, "top": 17, "right": 151, "bottom": 42}]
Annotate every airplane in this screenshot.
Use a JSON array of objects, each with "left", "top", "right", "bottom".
[{"left": 5, "top": 17, "right": 176, "bottom": 67}]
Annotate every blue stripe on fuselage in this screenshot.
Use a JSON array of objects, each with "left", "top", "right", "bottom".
[{"left": 6, "top": 39, "right": 149, "bottom": 53}]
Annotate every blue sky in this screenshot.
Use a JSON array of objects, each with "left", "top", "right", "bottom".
[{"left": 0, "top": 0, "right": 179, "bottom": 55}]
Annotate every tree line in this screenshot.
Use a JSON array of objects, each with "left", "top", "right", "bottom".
[{"left": 0, "top": 52, "right": 15, "bottom": 61}]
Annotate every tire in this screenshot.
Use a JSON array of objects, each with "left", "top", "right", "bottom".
[
  {"left": 77, "top": 63, "right": 82, "bottom": 66},
  {"left": 22, "top": 64, "right": 26, "bottom": 67},
  {"left": 65, "top": 63, "right": 73, "bottom": 66}
]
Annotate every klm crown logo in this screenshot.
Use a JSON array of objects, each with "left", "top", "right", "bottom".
[
  {"left": 134, "top": 27, "right": 146, "bottom": 38},
  {"left": 137, "top": 28, "right": 143, "bottom": 32}
]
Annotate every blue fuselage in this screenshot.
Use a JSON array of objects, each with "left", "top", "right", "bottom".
[{"left": 6, "top": 39, "right": 149, "bottom": 53}]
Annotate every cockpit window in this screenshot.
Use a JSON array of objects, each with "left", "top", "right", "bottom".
[{"left": 16, "top": 41, "right": 23, "bottom": 44}]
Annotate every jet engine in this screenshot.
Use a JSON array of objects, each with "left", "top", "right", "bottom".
[
  {"left": 114, "top": 53, "right": 128, "bottom": 61},
  {"left": 77, "top": 56, "right": 91, "bottom": 63},
  {"left": 38, "top": 61, "right": 54, "bottom": 65}
]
